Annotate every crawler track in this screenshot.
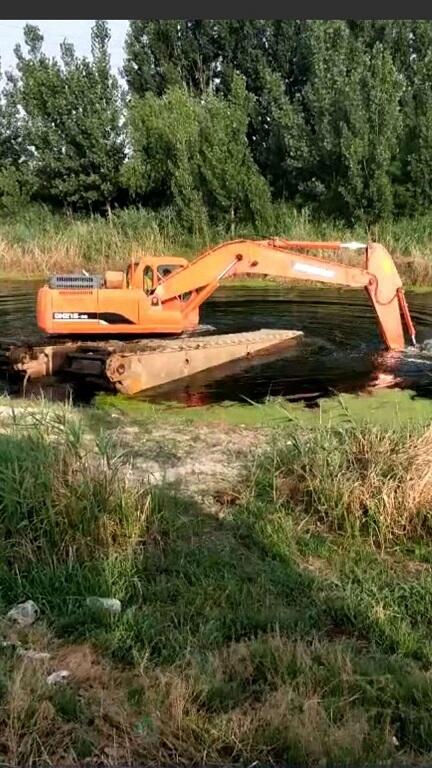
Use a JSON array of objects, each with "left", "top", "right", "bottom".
[{"left": 0, "top": 329, "right": 303, "bottom": 395}]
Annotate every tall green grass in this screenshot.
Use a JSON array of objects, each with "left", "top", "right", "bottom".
[
  {"left": 250, "top": 420, "right": 432, "bottom": 543},
  {"left": 2, "top": 203, "right": 432, "bottom": 281},
  {"left": 1, "top": 405, "right": 432, "bottom": 763}
]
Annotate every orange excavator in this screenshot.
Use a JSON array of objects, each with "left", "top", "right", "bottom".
[{"left": 37, "top": 238, "right": 416, "bottom": 351}]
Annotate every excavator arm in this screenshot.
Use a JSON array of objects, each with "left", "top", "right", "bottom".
[{"left": 154, "top": 239, "right": 416, "bottom": 351}]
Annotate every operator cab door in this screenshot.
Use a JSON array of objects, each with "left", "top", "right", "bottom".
[
  {"left": 138, "top": 264, "right": 158, "bottom": 326},
  {"left": 133, "top": 263, "right": 181, "bottom": 295}
]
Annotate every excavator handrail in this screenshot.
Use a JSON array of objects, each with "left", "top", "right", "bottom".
[{"left": 267, "top": 238, "right": 367, "bottom": 251}]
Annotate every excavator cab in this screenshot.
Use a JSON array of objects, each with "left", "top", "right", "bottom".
[{"left": 125, "top": 256, "right": 188, "bottom": 293}]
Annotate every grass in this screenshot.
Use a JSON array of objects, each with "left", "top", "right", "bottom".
[
  {"left": 3, "top": 203, "right": 432, "bottom": 284},
  {"left": 256, "top": 419, "right": 432, "bottom": 543},
  {"left": 0, "top": 400, "right": 431, "bottom": 762}
]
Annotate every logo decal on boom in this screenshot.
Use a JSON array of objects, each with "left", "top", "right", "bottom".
[{"left": 293, "top": 262, "right": 335, "bottom": 278}]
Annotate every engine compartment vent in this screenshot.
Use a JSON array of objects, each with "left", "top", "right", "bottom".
[{"left": 49, "top": 274, "right": 103, "bottom": 290}]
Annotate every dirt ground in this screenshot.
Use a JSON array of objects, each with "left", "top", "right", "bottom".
[
  {"left": 0, "top": 400, "right": 270, "bottom": 509},
  {"left": 115, "top": 420, "right": 269, "bottom": 508}
]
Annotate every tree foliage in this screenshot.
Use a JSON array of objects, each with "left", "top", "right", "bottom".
[
  {"left": 124, "top": 85, "right": 205, "bottom": 232},
  {"left": 13, "top": 21, "right": 125, "bottom": 212},
  {"left": 2, "top": 19, "right": 432, "bottom": 229},
  {"left": 124, "top": 73, "right": 271, "bottom": 233},
  {"left": 198, "top": 74, "right": 272, "bottom": 232},
  {"left": 0, "top": 66, "right": 31, "bottom": 212}
]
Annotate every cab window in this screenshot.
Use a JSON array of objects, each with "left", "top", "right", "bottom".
[
  {"left": 157, "top": 264, "right": 180, "bottom": 279},
  {"left": 143, "top": 265, "right": 154, "bottom": 295}
]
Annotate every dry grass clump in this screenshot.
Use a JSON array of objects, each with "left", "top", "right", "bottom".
[
  {"left": 0, "top": 641, "right": 141, "bottom": 764},
  {"left": 0, "top": 635, "right": 407, "bottom": 764},
  {"left": 260, "top": 422, "right": 432, "bottom": 542}
]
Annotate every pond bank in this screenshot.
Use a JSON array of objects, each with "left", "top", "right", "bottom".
[
  {"left": 1, "top": 386, "right": 431, "bottom": 503},
  {"left": 1, "top": 391, "right": 432, "bottom": 764},
  {"left": 2, "top": 226, "right": 432, "bottom": 288}
]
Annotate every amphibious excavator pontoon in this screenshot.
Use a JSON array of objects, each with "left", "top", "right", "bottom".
[{"left": 0, "top": 238, "right": 416, "bottom": 396}]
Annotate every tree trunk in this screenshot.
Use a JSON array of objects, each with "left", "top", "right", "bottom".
[
  {"left": 107, "top": 200, "right": 113, "bottom": 226},
  {"left": 230, "top": 204, "right": 235, "bottom": 237}
]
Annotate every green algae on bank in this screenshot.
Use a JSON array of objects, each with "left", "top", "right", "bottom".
[{"left": 94, "top": 387, "right": 432, "bottom": 428}]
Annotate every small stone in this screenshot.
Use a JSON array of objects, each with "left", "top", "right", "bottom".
[
  {"left": 46, "top": 670, "right": 70, "bottom": 685},
  {"left": 86, "top": 597, "right": 122, "bottom": 614},
  {"left": 6, "top": 600, "right": 40, "bottom": 627}
]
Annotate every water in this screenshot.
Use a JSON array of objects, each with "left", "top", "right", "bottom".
[{"left": 2, "top": 280, "right": 432, "bottom": 406}]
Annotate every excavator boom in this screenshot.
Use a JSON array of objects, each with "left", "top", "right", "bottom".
[
  {"left": 155, "top": 239, "right": 414, "bottom": 351},
  {"left": 36, "top": 238, "right": 415, "bottom": 352}
]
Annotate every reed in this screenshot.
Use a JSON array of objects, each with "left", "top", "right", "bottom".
[{"left": 2, "top": 204, "right": 432, "bottom": 284}]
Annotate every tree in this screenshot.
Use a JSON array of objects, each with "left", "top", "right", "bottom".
[
  {"left": 199, "top": 73, "right": 272, "bottom": 233},
  {"left": 0, "top": 65, "right": 33, "bottom": 212},
  {"left": 266, "top": 22, "right": 403, "bottom": 222},
  {"left": 124, "top": 74, "right": 272, "bottom": 233},
  {"left": 338, "top": 42, "right": 403, "bottom": 222},
  {"left": 124, "top": 85, "right": 206, "bottom": 233},
  {"left": 296, "top": 21, "right": 353, "bottom": 213},
  {"left": 14, "top": 21, "right": 125, "bottom": 212},
  {"left": 123, "top": 20, "right": 220, "bottom": 97},
  {"left": 407, "top": 51, "right": 432, "bottom": 211},
  {"left": 245, "top": 68, "right": 310, "bottom": 204}
]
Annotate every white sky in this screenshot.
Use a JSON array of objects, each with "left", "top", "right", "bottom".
[{"left": 0, "top": 20, "right": 130, "bottom": 77}]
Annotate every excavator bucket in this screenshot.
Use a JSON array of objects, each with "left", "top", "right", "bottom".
[{"left": 365, "top": 243, "right": 415, "bottom": 350}]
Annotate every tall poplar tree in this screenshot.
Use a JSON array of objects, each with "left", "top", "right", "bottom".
[{"left": 15, "top": 21, "right": 125, "bottom": 212}]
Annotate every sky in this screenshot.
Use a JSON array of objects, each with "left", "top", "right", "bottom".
[{"left": 0, "top": 20, "right": 130, "bottom": 76}]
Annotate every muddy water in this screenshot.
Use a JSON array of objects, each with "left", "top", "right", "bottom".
[{"left": 2, "top": 280, "right": 432, "bottom": 405}]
